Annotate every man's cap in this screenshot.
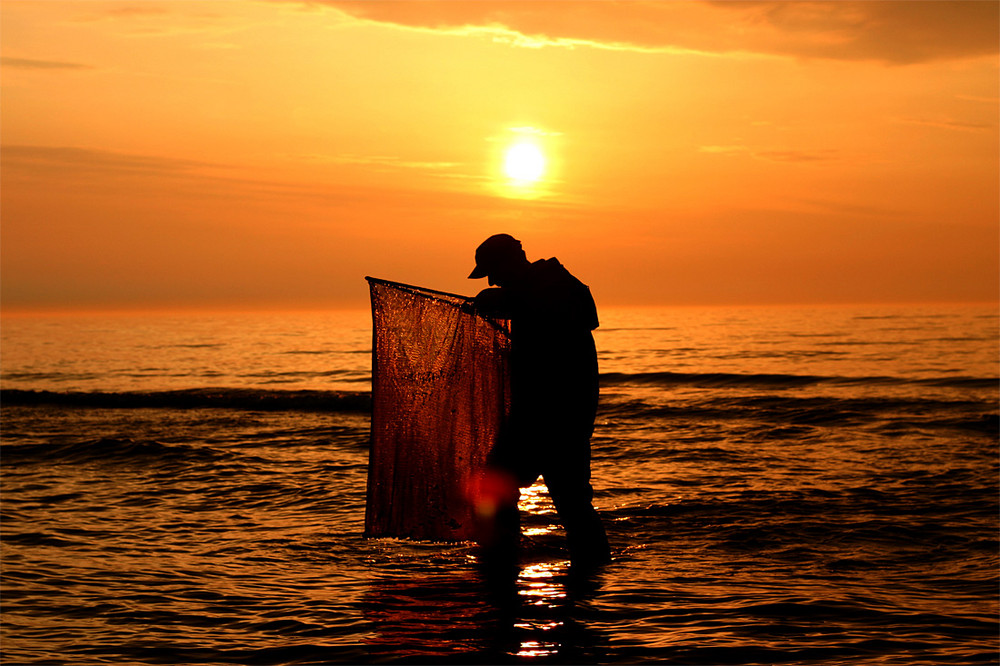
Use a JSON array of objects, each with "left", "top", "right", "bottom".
[{"left": 468, "top": 233, "right": 522, "bottom": 279}]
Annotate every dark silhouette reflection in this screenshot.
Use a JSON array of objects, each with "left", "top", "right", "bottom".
[
  {"left": 469, "top": 234, "right": 611, "bottom": 571},
  {"left": 361, "top": 546, "right": 607, "bottom": 663}
]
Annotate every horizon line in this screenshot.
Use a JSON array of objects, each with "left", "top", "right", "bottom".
[{"left": 3, "top": 298, "right": 997, "bottom": 318}]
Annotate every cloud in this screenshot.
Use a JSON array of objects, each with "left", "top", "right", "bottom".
[
  {"left": 956, "top": 95, "right": 1000, "bottom": 105},
  {"left": 67, "top": 5, "right": 171, "bottom": 22},
  {"left": 2, "top": 145, "right": 340, "bottom": 203},
  {"left": 699, "top": 145, "right": 750, "bottom": 156},
  {"left": 311, "top": 0, "right": 998, "bottom": 64},
  {"left": 754, "top": 149, "right": 840, "bottom": 163},
  {"left": 0, "top": 144, "right": 487, "bottom": 208},
  {"left": 895, "top": 117, "right": 994, "bottom": 133},
  {"left": 731, "top": 1, "right": 1000, "bottom": 65},
  {"left": 2, "top": 145, "right": 212, "bottom": 175},
  {"left": 65, "top": 4, "right": 244, "bottom": 40},
  {"left": 1, "top": 57, "right": 93, "bottom": 70},
  {"left": 509, "top": 126, "right": 562, "bottom": 137},
  {"left": 789, "top": 197, "right": 906, "bottom": 219},
  {"left": 699, "top": 145, "right": 840, "bottom": 162},
  {"left": 297, "top": 153, "right": 461, "bottom": 171}
]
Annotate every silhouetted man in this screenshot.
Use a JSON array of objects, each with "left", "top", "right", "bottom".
[{"left": 469, "top": 233, "right": 610, "bottom": 570}]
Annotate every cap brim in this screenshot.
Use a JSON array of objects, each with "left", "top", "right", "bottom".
[{"left": 468, "top": 265, "right": 488, "bottom": 279}]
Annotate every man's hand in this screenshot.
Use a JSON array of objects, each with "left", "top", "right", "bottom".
[
  {"left": 459, "top": 298, "right": 478, "bottom": 315},
  {"left": 473, "top": 288, "right": 510, "bottom": 319}
]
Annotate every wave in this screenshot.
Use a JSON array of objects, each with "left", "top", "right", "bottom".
[
  {"left": 0, "top": 388, "right": 371, "bottom": 413},
  {"left": 5, "top": 369, "right": 994, "bottom": 399},
  {"left": 0, "top": 436, "right": 231, "bottom": 467},
  {"left": 599, "top": 392, "right": 998, "bottom": 434},
  {"left": 3, "top": 370, "right": 996, "bottom": 435},
  {"left": 600, "top": 370, "right": 999, "bottom": 390}
]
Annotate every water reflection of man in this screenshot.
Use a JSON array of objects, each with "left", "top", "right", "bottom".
[{"left": 469, "top": 233, "right": 610, "bottom": 570}]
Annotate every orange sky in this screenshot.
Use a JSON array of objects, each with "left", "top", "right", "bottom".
[{"left": 2, "top": 1, "right": 998, "bottom": 311}]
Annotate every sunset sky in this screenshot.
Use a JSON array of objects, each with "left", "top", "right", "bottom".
[{"left": 2, "top": 1, "right": 998, "bottom": 311}]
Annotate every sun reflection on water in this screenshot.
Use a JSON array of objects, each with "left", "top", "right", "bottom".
[
  {"left": 494, "top": 479, "right": 603, "bottom": 660},
  {"left": 516, "top": 639, "right": 559, "bottom": 658},
  {"left": 518, "top": 560, "right": 571, "bottom": 607},
  {"left": 510, "top": 559, "right": 580, "bottom": 659},
  {"left": 517, "top": 480, "right": 557, "bottom": 515}
]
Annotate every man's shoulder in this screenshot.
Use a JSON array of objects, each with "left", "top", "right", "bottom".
[
  {"left": 523, "top": 258, "right": 598, "bottom": 330},
  {"left": 530, "top": 257, "right": 572, "bottom": 280},
  {"left": 532, "top": 257, "right": 561, "bottom": 270}
]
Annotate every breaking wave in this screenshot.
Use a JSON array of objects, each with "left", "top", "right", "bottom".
[
  {"left": 0, "top": 388, "right": 371, "bottom": 412},
  {"left": 600, "top": 370, "right": 998, "bottom": 390}
]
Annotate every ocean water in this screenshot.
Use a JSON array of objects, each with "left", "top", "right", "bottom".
[{"left": 1, "top": 303, "right": 997, "bottom": 665}]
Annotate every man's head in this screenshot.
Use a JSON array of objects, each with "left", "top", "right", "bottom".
[{"left": 468, "top": 233, "right": 529, "bottom": 286}]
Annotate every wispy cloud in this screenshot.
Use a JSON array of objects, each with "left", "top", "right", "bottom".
[
  {"left": 509, "top": 127, "right": 563, "bottom": 137},
  {"left": 1, "top": 57, "right": 93, "bottom": 71},
  {"left": 755, "top": 149, "right": 840, "bottom": 163},
  {"left": 66, "top": 4, "right": 246, "bottom": 40},
  {"left": 895, "top": 117, "right": 994, "bottom": 133},
  {"left": 69, "top": 6, "right": 170, "bottom": 21},
  {"left": 699, "top": 145, "right": 840, "bottom": 163},
  {"left": 3, "top": 145, "right": 212, "bottom": 174},
  {"left": 956, "top": 94, "right": 1000, "bottom": 105},
  {"left": 297, "top": 153, "right": 461, "bottom": 171},
  {"left": 453, "top": 24, "right": 703, "bottom": 56},
  {"left": 699, "top": 145, "right": 749, "bottom": 156},
  {"left": 789, "top": 196, "right": 906, "bottom": 218}
]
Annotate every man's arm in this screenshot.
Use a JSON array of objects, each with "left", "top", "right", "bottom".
[{"left": 474, "top": 287, "right": 515, "bottom": 319}]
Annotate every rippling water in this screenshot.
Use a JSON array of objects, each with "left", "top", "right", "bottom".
[{"left": 2, "top": 304, "right": 997, "bottom": 664}]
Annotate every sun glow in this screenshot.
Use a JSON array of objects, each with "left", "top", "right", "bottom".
[{"left": 504, "top": 142, "right": 546, "bottom": 183}]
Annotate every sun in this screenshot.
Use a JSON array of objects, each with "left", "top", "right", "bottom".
[{"left": 504, "top": 142, "right": 546, "bottom": 183}]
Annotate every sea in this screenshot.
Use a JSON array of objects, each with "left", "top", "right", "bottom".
[{"left": 1, "top": 302, "right": 997, "bottom": 665}]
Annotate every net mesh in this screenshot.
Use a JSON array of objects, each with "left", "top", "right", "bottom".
[{"left": 364, "top": 277, "right": 511, "bottom": 541}]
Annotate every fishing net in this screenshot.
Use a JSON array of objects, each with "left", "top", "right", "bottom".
[{"left": 364, "top": 277, "right": 511, "bottom": 541}]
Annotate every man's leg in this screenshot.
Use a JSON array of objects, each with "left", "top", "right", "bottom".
[
  {"left": 543, "top": 467, "right": 610, "bottom": 568},
  {"left": 472, "top": 464, "right": 522, "bottom": 564}
]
